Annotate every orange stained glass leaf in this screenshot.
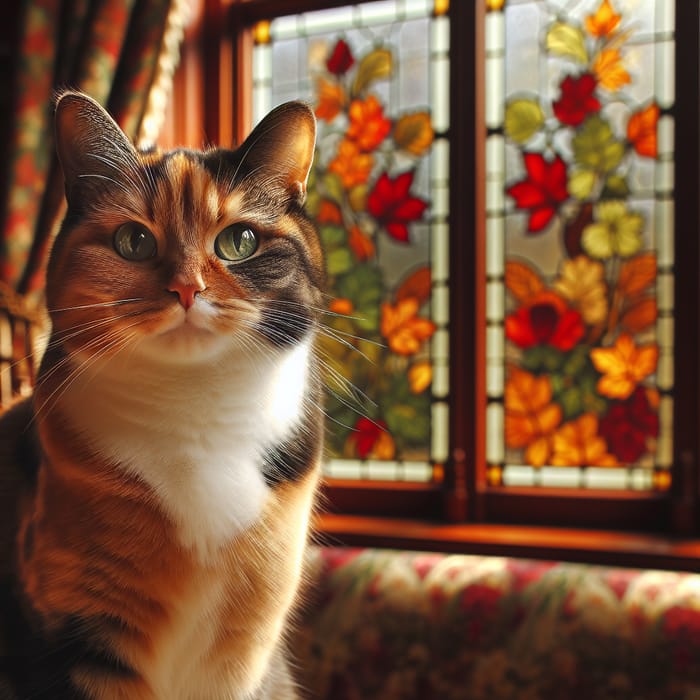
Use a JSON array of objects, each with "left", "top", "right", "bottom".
[
  {"left": 347, "top": 95, "right": 392, "bottom": 152},
  {"left": 621, "top": 297, "right": 658, "bottom": 334},
  {"left": 584, "top": 0, "right": 622, "bottom": 38},
  {"left": 317, "top": 199, "right": 343, "bottom": 224},
  {"left": 627, "top": 103, "right": 660, "bottom": 158},
  {"left": 328, "top": 139, "right": 374, "bottom": 189},
  {"left": 590, "top": 333, "right": 659, "bottom": 399},
  {"left": 617, "top": 253, "right": 657, "bottom": 297},
  {"left": 505, "top": 260, "right": 545, "bottom": 303},
  {"left": 550, "top": 414, "right": 618, "bottom": 467},
  {"left": 329, "top": 297, "right": 354, "bottom": 315},
  {"left": 315, "top": 77, "right": 346, "bottom": 122},
  {"left": 380, "top": 297, "right": 436, "bottom": 356},
  {"left": 348, "top": 225, "right": 375, "bottom": 261},
  {"left": 592, "top": 48, "right": 631, "bottom": 91},
  {"left": 396, "top": 266, "right": 432, "bottom": 306},
  {"left": 408, "top": 360, "right": 432, "bottom": 393},
  {"left": 393, "top": 112, "right": 434, "bottom": 157},
  {"left": 372, "top": 430, "right": 397, "bottom": 460},
  {"left": 504, "top": 368, "right": 562, "bottom": 467}
]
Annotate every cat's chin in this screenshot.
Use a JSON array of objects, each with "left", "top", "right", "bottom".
[
  {"left": 143, "top": 323, "right": 232, "bottom": 363},
  {"left": 133, "top": 304, "right": 236, "bottom": 362}
]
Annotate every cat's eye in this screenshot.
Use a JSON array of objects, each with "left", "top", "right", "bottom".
[
  {"left": 113, "top": 223, "right": 157, "bottom": 261},
  {"left": 215, "top": 224, "right": 258, "bottom": 262}
]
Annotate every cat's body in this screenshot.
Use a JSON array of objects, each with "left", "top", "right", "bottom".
[{"left": 0, "top": 92, "right": 324, "bottom": 699}]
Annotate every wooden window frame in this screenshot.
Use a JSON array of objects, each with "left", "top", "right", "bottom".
[{"left": 171, "top": 0, "right": 700, "bottom": 569}]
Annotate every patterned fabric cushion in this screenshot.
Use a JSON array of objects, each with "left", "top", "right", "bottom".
[{"left": 293, "top": 547, "right": 700, "bottom": 699}]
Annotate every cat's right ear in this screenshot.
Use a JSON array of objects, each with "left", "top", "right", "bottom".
[{"left": 54, "top": 91, "right": 138, "bottom": 205}]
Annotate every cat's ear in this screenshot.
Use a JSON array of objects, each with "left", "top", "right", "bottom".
[
  {"left": 54, "top": 91, "right": 138, "bottom": 205},
  {"left": 236, "top": 101, "right": 316, "bottom": 202}
]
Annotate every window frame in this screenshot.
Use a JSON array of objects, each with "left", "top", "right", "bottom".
[{"left": 180, "top": 0, "right": 700, "bottom": 568}]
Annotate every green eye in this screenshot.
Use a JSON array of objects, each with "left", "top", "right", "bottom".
[
  {"left": 215, "top": 224, "right": 258, "bottom": 262},
  {"left": 113, "top": 223, "right": 157, "bottom": 261}
]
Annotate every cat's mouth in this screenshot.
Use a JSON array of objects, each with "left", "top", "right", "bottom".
[{"left": 158, "top": 305, "right": 216, "bottom": 337}]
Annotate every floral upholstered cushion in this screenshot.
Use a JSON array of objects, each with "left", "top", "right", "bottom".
[{"left": 293, "top": 547, "right": 700, "bottom": 700}]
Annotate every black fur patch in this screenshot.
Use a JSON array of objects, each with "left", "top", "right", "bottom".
[{"left": 261, "top": 406, "right": 323, "bottom": 488}]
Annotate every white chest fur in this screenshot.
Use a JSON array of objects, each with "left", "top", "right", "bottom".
[{"left": 59, "top": 338, "right": 312, "bottom": 560}]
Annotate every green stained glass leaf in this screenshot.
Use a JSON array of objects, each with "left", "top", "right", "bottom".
[
  {"left": 336, "top": 265, "right": 384, "bottom": 328},
  {"left": 504, "top": 98, "right": 545, "bottom": 144},
  {"left": 305, "top": 189, "right": 321, "bottom": 217},
  {"left": 602, "top": 174, "right": 630, "bottom": 199},
  {"left": 322, "top": 172, "right": 345, "bottom": 203},
  {"left": 320, "top": 224, "right": 347, "bottom": 248},
  {"left": 572, "top": 115, "right": 624, "bottom": 173},
  {"left": 545, "top": 22, "right": 588, "bottom": 64},
  {"left": 327, "top": 248, "right": 354, "bottom": 275},
  {"left": 352, "top": 48, "right": 393, "bottom": 96},
  {"left": 348, "top": 184, "right": 368, "bottom": 211},
  {"left": 384, "top": 375, "right": 431, "bottom": 447}
]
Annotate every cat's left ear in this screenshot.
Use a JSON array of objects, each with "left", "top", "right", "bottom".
[{"left": 237, "top": 101, "right": 316, "bottom": 203}]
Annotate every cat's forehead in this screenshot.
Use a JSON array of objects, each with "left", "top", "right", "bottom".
[{"left": 139, "top": 149, "right": 284, "bottom": 229}]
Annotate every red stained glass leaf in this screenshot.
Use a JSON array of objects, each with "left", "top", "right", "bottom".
[
  {"left": 368, "top": 171, "right": 428, "bottom": 243},
  {"left": 326, "top": 38, "right": 354, "bottom": 75},
  {"left": 507, "top": 153, "right": 569, "bottom": 233}
]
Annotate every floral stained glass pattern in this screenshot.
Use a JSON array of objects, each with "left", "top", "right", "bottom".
[
  {"left": 485, "top": 0, "right": 674, "bottom": 489},
  {"left": 252, "top": 1, "right": 450, "bottom": 481}
]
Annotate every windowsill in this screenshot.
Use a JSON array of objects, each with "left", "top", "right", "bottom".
[{"left": 315, "top": 513, "right": 700, "bottom": 572}]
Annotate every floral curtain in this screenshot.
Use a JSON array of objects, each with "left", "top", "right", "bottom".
[{"left": 0, "top": 0, "right": 187, "bottom": 402}]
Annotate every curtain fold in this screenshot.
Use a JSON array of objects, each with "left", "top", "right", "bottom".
[{"left": 0, "top": 0, "right": 187, "bottom": 401}]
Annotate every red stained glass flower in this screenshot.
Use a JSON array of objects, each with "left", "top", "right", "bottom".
[
  {"left": 553, "top": 73, "right": 601, "bottom": 126},
  {"left": 507, "top": 153, "right": 569, "bottom": 233},
  {"left": 598, "top": 386, "right": 659, "bottom": 463},
  {"left": 367, "top": 171, "right": 428, "bottom": 242},
  {"left": 505, "top": 292, "right": 585, "bottom": 351},
  {"left": 326, "top": 38, "right": 354, "bottom": 75}
]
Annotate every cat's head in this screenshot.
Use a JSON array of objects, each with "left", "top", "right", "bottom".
[{"left": 46, "top": 91, "right": 324, "bottom": 365}]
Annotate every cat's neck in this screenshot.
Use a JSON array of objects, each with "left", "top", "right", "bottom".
[{"left": 36, "top": 337, "right": 314, "bottom": 559}]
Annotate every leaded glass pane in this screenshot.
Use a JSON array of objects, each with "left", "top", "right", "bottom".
[
  {"left": 252, "top": 1, "right": 449, "bottom": 481},
  {"left": 485, "top": 0, "right": 674, "bottom": 490}
]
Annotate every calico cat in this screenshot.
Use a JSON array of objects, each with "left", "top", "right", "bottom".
[{"left": 0, "top": 91, "right": 324, "bottom": 699}]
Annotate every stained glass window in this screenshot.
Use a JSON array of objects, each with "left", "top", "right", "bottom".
[
  {"left": 485, "top": 0, "right": 674, "bottom": 491},
  {"left": 252, "top": 0, "right": 450, "bottom": 482}
]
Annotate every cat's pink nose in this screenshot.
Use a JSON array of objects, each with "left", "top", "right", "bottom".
[{"left": 168, "top": 276, "right": 205, "bottom": 310}]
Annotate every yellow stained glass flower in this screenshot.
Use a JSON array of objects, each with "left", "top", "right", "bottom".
[
  {"left": 581, "top": 201, "right": 644, "bottom": 260},
  {"left": 553, "top": 256, "right": 608, "bottom": 325}
]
